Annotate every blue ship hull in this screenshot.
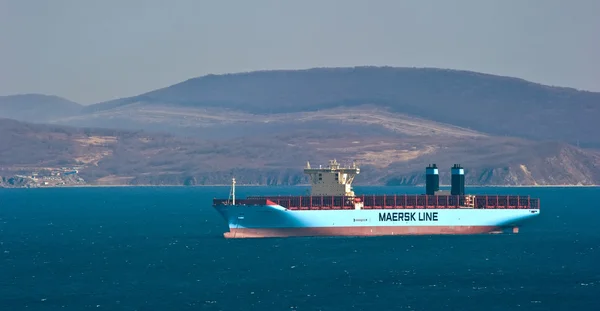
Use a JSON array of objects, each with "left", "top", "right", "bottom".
[{"left": 214, "top": 203, "right": 540, "bottom": 238}]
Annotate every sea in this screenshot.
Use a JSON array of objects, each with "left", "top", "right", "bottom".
[{"left": 0, "top": 186, "right": 598, "bottom": 311}]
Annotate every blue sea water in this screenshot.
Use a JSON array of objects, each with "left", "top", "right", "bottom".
[{"left": 0, "top": 186, "right": 598, "bottom": 311}]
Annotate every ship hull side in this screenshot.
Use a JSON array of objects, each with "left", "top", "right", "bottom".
[{"left": 214, "top": 204, "right": 540, "bottom": 238}]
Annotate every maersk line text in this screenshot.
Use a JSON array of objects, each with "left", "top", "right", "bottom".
[{"left": 379, "top": 212, "right": 439, "bottom": 222}]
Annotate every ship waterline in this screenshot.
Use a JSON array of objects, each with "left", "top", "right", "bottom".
[{"left": 225, "top": 226, "right": 505, "bottom": 238}]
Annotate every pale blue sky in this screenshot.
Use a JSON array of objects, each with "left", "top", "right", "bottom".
[{"left": 1, "top": 0, "right": 599, "bottom": 104}]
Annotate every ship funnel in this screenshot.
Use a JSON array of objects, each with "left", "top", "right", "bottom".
[
  {"left": 451, "top": 164, "right": 465, "bottom": 195},
  {"left": 425, "top": 164, "right": 439, "bottom": 195}
]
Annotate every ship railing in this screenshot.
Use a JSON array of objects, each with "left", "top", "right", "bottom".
[
  {"left": 213, "top": 198, "right": 272, "bottom": 206},
  {"left": 242, "top": 195, "right": 540, "bottom": 210}
]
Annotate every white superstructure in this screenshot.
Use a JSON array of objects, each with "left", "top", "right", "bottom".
[{"left": 303, "top": 159, "right": 360, "bottom": 196}]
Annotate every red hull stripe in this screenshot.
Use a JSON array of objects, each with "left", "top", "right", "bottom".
[{"left": 224, "top": 226, "right": 503, "bottom": 238}]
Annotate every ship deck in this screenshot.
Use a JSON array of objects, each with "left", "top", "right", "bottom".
[{"left": 213, "top": 194, "right": 540, "bottom": 210}]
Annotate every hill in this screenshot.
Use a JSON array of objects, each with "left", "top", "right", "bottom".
[
  {"left": 1, "top": 118, "right": 599, "bottom": 187},
  {"left": 2, "top": 67, "right": 599, "bottom": 187},
  {"left": 0, "top": 94, "right": 82, "bottom": 122},
  {"left": 70, "top": 66, "right": 600, "bottom": 146}
]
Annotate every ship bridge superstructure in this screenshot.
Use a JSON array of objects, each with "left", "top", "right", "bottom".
[{"left": 304, "top": 159, "right": 360, "bottom": 197}]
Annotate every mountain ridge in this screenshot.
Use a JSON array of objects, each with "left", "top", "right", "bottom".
[
  {"left": 0, "top": 94, "right": 82, "bottom": 122},
  {"left": 1, "top": 66, "right": 599, "bottom": 187},
  {"left": 72, "top": 66, "right": 600, "bottom": 146},
  {"left": 3, "top": 67, "right": 599, "bottom": 146}
]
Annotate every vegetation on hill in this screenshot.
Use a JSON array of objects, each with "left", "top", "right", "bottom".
[
  {"left": 1, "top": 118, "right": 598, "bottom": 187},
  {"left": 83, "top": 67, "right": 600, "bottom": 146},
  {"left": 1, "top": 67, "right": 599, "bottom": 186}
]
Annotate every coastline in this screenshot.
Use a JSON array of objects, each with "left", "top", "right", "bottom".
[{"left": 1, "top": 183, "right": 598, "bottom": 189}]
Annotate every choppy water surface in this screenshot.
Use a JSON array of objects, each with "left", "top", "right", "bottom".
[{"left": 0, "top": 186, "right": 598, "bottom": 310}]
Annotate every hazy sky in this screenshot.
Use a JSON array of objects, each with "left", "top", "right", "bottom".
[{"left": 1, "top": 0, "right": 599, "bottom": 104}]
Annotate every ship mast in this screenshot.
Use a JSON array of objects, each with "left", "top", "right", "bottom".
[{"left": 229, "top": 177, "right": 236, "bottom": 205}]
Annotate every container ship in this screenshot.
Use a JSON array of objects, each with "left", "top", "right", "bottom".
[{"left": 213, "top": 160, "right": 540, "bottom": 238}]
